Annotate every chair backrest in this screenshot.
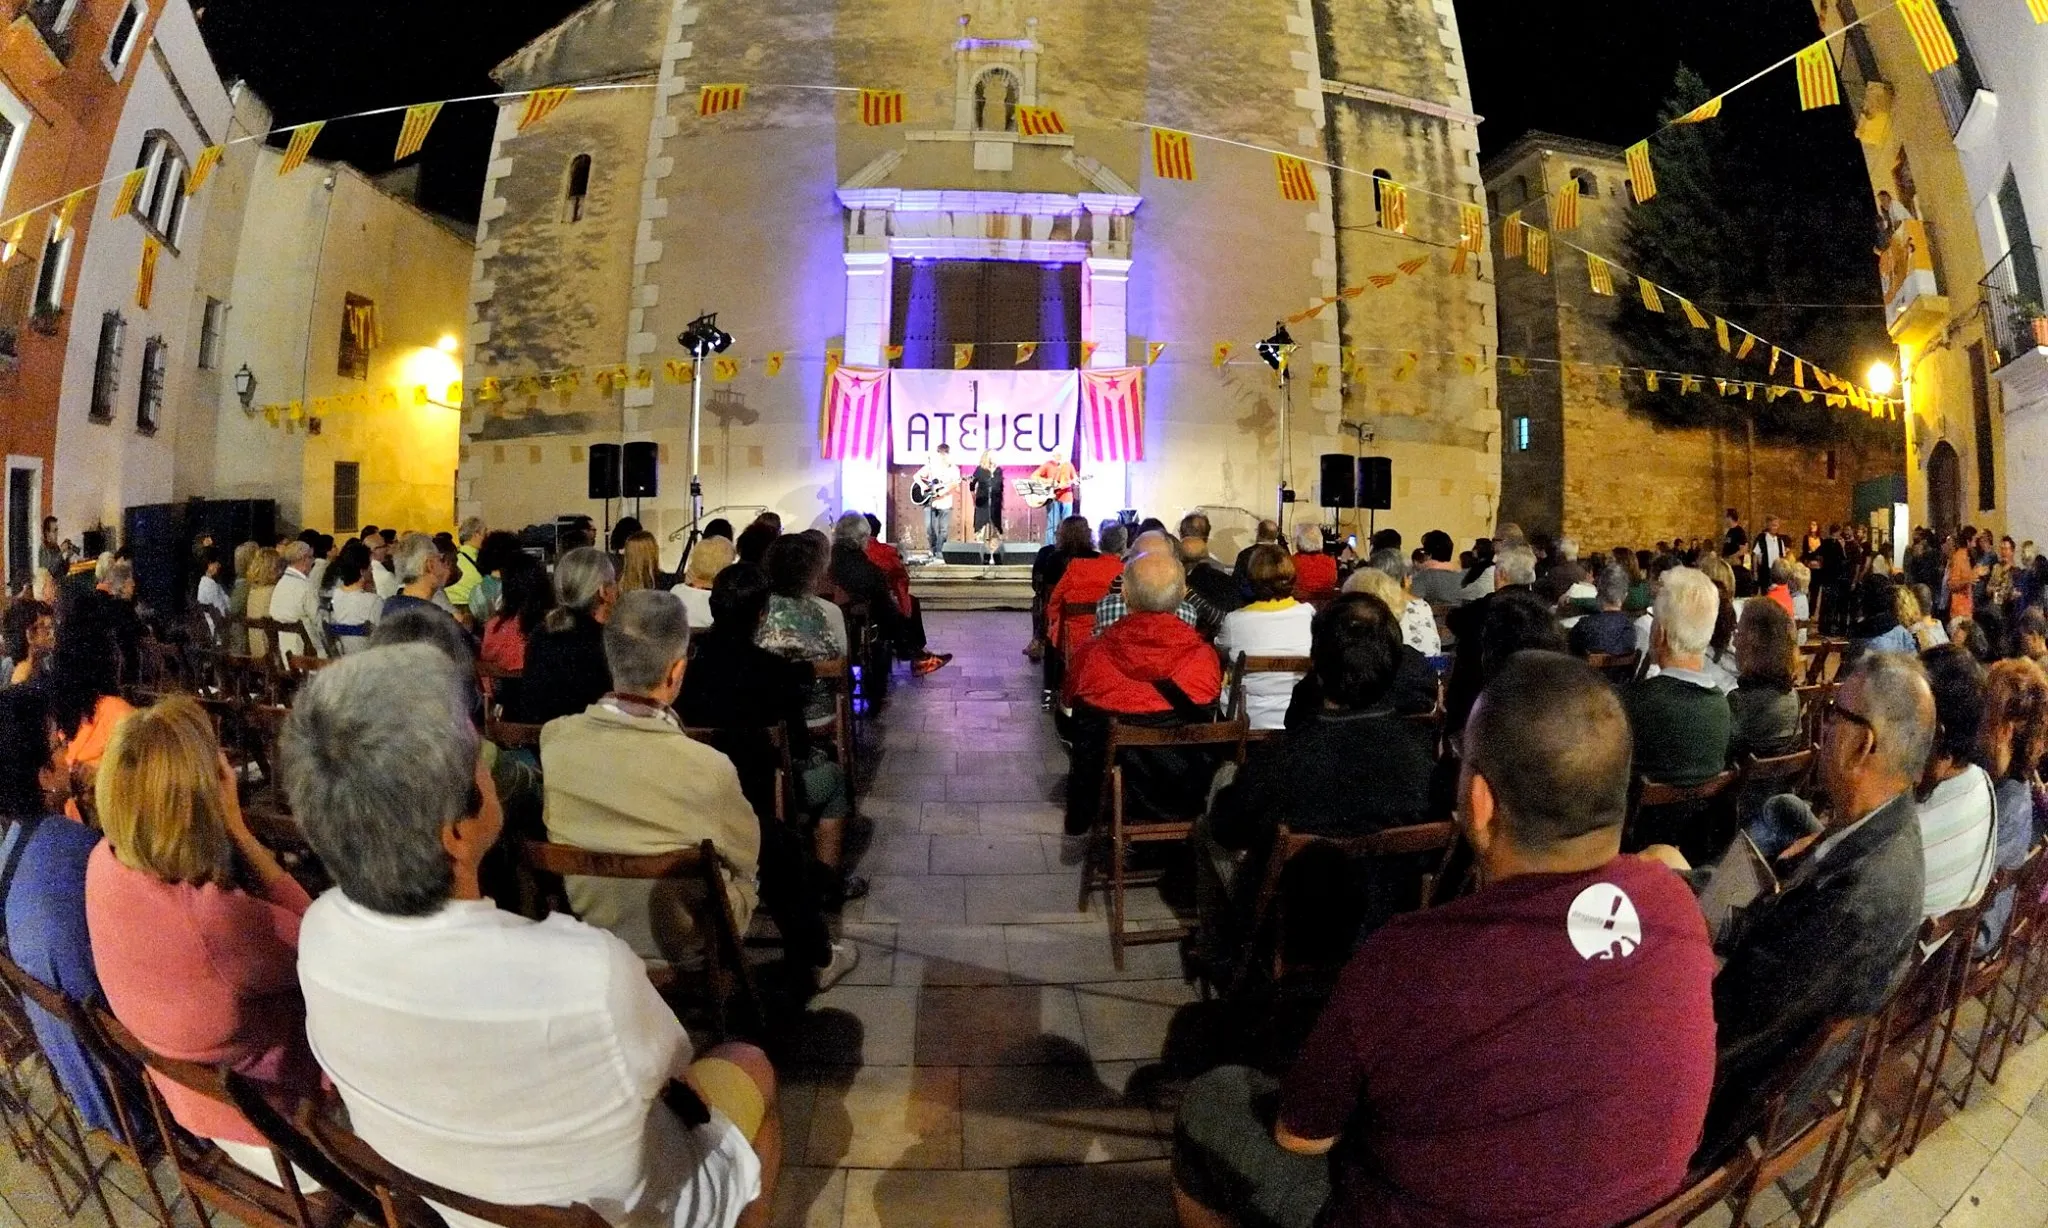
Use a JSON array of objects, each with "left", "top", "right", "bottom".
[
  {"left": 520, "top": 839, "right": 733, "bottom": 883},
  {"left": 1618, "top": 1163, "right": 1742, "bottom": 1228},
  {"left": 1059, "top": 599, "right": 1098, "bottom": 655},
  {"left": 1233, "top": 820, "right": 1458, "bottom": 990},
  {"left": 683, "top": 724, "right": 793, "bottom": 824},
  {"left": 487, "top": 719, "right": 545, "bottom": 751},
  {"left": 1227, "top": 653, "right": 1309, "bottom": 727},
  {"left": 1637, "top": 769, "right": 1740, "bottom": 809},
  {"left": 219, "top": 1075, "right": 378, "bottom": 1220},
  {"left": 1800, "top": 639, "right": 1839, "bottom": 686},
  {"left": 1737, "top": 747, "right": 1816, "bottom": 800},
  {"left": 1585, "top": 651, "right": 1641, "bottom": 684},
  {"left": 1104, "top": 716, "right": 1245, "bottom": 752}
]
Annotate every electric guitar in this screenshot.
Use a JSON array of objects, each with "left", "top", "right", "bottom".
[{"left": 910, "top": 473, "right": 950, "bottom": 507}]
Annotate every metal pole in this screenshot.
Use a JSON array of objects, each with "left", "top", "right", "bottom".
[
  {"left": 1277, "top": 362, "right": 1294, "bottom": 528},
  {"left": 681, "top": 360, "right": 706, "bottom": 571}
]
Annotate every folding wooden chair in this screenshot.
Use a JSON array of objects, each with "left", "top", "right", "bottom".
[
  {"left": 1078, "top": 717, "right": 1247, "bottom": 969},
  {"left": 0, "top": 956, "right": 122, "bottom": 1228},
  {"left": 685, "top": 723, "right": 794, "bottom": 825},
  {"left": 1853, "top": 910, "right": 1975, "bottom": 1179},
  {"left": 1793, "top": 684, "right": 1836, "bottom": 751},
  {"left": 1618, "top": 1160, "right": 1749, "bottom": 1228},
  {"left": 486, "top": 718, "right": 545, "bottom": 753},
  {"left": 89, "top": 1006, "right": 355, "bottom": 1228},
  {"left": 1626, "top": 769, "right": 1739, "bottom": 861},
  {"left": 518, "top": 839, "right": 764, "bottom": 1039},
  {"left": 1230, "top": 653, "right": 1310, "bottom": 744},
  {"left": 811, "top": 658, "right": 857, "bottom": 783},
  {"left": 1799, "top": 639, "right": 1840, "bottom": 687},
  {"left": 1940, "top": 847, "right": 2048, "bottom": 1104},
  {"left": 1584, "top": 650, "right": 1641, "bottom": 685},
  {"left": 476, "top": 663, "right": 522, "bottom": 719},
  {"left": 1721, "top": 1015, "right": 1880, "bottom": 1228}
]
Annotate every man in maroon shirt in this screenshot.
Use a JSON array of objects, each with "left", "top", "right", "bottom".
[{"left": 1171, "top": 650, "right": 1717, "bottom": 1228}]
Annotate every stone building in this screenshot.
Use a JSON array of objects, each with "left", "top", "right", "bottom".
[
  {"left": 461, "top": 0, "right": 1500, "bottom": 557},
  {"left": 1486, "top": 131, "right": 1895, "bottom": 549}
]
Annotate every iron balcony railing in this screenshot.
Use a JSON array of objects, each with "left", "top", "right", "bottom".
[{"left": 1982, "top": 247, "right": 2047, "bottom": 370}]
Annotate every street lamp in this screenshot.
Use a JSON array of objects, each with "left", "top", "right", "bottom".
[
  {"left": 1865, "top": 359, "right": 1897, "bottom": 397},
  {"left": 233, "top": 364, "right": 256, "bottom": 412},
  {"left": 676, "top": 312, "right": 734, "bottom": 567}
]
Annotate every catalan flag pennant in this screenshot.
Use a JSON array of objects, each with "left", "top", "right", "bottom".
[
  {"left": 1553, "top": 176, "right": 1580, "bottom": 231},
  {"left": 1679, "top": 297, "right": 1709, "bottom": 329},
  {"left": 1368, "top": 272, "right": 1398, "bottom": 289},
  {"left": 1461, "top": 353, "right": 1481, "bottom": 376},
  {"left": 1341, "top": 348, "right": 1358, "bottom": 376},
  {"left": 0, "top": 216, "right": 25, "bottom": 264},
  {"left": 1587, "top": 255, "right": 1615, "bottom": 296},
  {"left": 1625, "top": 140, "right": 1656, "bottom": 203},
  {"left": 518, "top": 88, "right": 573, "bottom": 131},
  {"left": 479, "top": 377, "right": 503, "bottom": 402},
  {"left": 1793, "top": 358, "right": 1806, "bottom": 388},
  {"left": 713, "top": 356, "right": 740, "bottom": 382},
  {"left": 1674, "top": 96, "right": 1723, "bottom": 124},
  {"left": 1081, "top": 342, "right": 1099, "bottom": 367},
  {"left": 1716, "top": 379, "right": 1732, "bottom": 397},
  {"left": 111, "top": 168, "right": 148, "bottom": 218},
  {"left": 1016, "top": 106, "right": 1066, "bottom": 137},
  {"left": 1212, "top": 343, "right": 1233, "bottom": 368},
  {"left": 1603, "top": 366, "right": 1623, "bottom": 386},
  {"left": 1898, "top": 0, "right": 1960, "bottom": 72},
  {"left": 697, "top": 84, "right": 747, "bottom": 118},
  {"left": 2031, "top": 0, "right": 2048, "bottom": 24},
  {"left": 1393, "top": 351, "right": 1420, "bottom": 382},
  {"left": 1769, "top": 347, "right": 1782, "bottom": 375},
  {"left": 279, "top": 122, "right": 324, "bottom": 175},
  {"left": 186, "top": 146, "right": 224, "bottom": 196},
  {"left": 1147, "top": 341, "right": 1167, "bottom": 366},
  {"left": 1450, "top": 245, "right": 1470, "bottom": 275},
  {"left": 858, "top": 89, "right": 906, "bottom": 126},
  {"left": 1645, "top": 371, "right": 1661, "bottom": 392},
  {"left": 1398, "top": 257, "right": 1428, "bottom": 276},
  {"left": 446, "top": 382, "right": 464, "bottom": 406},
  {"left": 414, "top": 385, "right": 431, "bottom": 406},
  {"left": 54, "top": 189, "right": 86, "bottom": 236},
  {"left": 663, "top": 359, "right": 693, "bottom": 385},
  {"left": 1506, "top": 356, "right": 1529, "bottom": 377},
  {"left": 825, "top": 347, "right": 843, "bottom": 373},
  {"left": 1459, "top": 203, "right": 1487, "bottom": 252},
  {"left": 884, "top": 344, "right": 904, "bottom": 364},
  {"left": 764, "top": 352, "right": 785, "bottom": 377},
  {"left": 1015, "top": 342, "right": 1038, "bottom": 366},
  {"left": 1735, "top": 331, "right": 1757, "bottom": 360},
  {"left": 1794, "top": 42, "right": 1841, "bottom": 110},
  {"left": 1715, "top": 317, "right": 1732, "bottom": 352},
  {"left": 1525, "top": 228, "right": 1550, "bottom": 275},
  {"left": 1152, "top": 128, "right": 1196, "bottom": 181},
  {"left": 395, "top": 102, "right": 443, "bottom": 161},
  {"left": 634, "top": 367, "right": 653, "bottom": 388},
  {"left": 1502, "top": 212, "right": 1524, "bottom": 258},
  {"left": 1378, "top": 179, "right": 1408, "bottom": 233},
  {"left": 1638, "top": 277, "right": 1665, "bottom": 313},
  {"left": 1273, "top": 153, "right": 1315, "bottom": 201}
]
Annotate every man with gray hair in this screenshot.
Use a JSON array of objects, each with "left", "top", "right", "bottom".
[
  {"left": 1623, "top": 567, "right": 1731, "bottom": 788},
  {"left": 381, "top": 532, "right": 451, "bottom": 621},
  {"left": 444, "top": 515, "right": 488, "bottom": 613},
  {"left": 286, "top": 645, "right": 783, "bottom": 1228},
  {"left": 541, "top": 590, "right": 856, "bottom": 988},
  {"left": 270, "top": 539, "right": 326, "bottom": 658},
  {"left": 1095, "top": 531, "right": 1222, "bottom": 638},
  {"left": 827, "top": 511, "right": 949, "bottom": 676},
  {"left": 1694, "top": 651, "right": 1930, "bottom": 1161},
  {"left": 1568, "top": 563, "right": 1638, "bottom": 658}
]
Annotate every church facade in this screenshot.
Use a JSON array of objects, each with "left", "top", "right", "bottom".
[{"left": 461, "top": 0, "right": 1500, "bottom": 555}]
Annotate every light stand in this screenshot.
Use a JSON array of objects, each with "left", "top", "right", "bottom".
[
  {"left": 1259, "top": 322, "right": 1296, "bottom": 529},
  {"left": 676, "top": 311, "right": 733, "bottom": 572}
]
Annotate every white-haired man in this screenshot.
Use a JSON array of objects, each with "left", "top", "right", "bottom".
[
  {"left": 270, "top": 540, "right": 326, "bottom": 658},
  {"left": 1623, "top": 567, "right": 1730, "bottom": 787},
  {"left": 381, "top": 533, "right": 451, "bottom": 621},
  {"left": 445, "top": 516, "right": 488, "bottom": 613}
]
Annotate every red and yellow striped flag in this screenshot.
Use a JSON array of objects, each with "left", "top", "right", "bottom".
[
  {"left": 1274, "top": 153, "right": 1316, "bottom": 202},
  {"left": 111, "top": 167, "right": 147, "bottom": 217},
  {"left": 1502, "top": 211, "right": 1524, "bottom": 258},
  {"left": 1398, "top": 256, "right": 1428, "bottom": 276},
  {"left": 1794, "top": 43, "right": 1840, "bottom": 110},
  {"left": 712, "top": 357, "right": 740, "bottom": 382},
  {"left": 1674, "top": 96, "right": 1723, "bottom": 124},
  {"left": 1368, "top": 272, "right": 1398, "bottom": 289},
  {"left": 1525, "top": 228, "right": 1550, "bottom": 275},
  {"left": 2031, "top": 0, "right": 2048, "bottom": 24},
  {"left": 858, "top": 89, "right": 905, "bottom": 126},
  {"left": 764, "top": 353, "right": 785, "bottom": 377},
  {"left": 953, "top": 344, "right": 974, "bottom": 370},
  {"left": 1152, "top": 128, "right": 1195, "bottom": 181},
  {"left": 0, "top": 216, "right": 26, "bottom": 264},
  {"left": 1736, "top": 331, "right": 1757, "bottom": 360},
  {"left": 279, "top": 122, "right": 324, "bottom": 175},
  {"left": 1212, "top": 343, "right": 1233, "bottom": 368},
  {"left": 1015, "top": 343, "right": 1038, "bottom": 366},
  {"left": 1378, "top": 179, "right": 1408, "bottom": 233},
  {"left": 518, "top": 88, "right": 572, "bottom": 131},
  {"left": 697, "top": 84, "right": 747, "bottom": 117},
  {"left": 54, "top": 189, "right": 86, "bottom": 236},
  {"left": 1016, "top": 106, "right": 1066, "bottom": 137},
  {"left": 1715, "top": 317, "right": 1732, "bottom": 352},
  {"left": 1553, "top": 176, "right": 1580, "bottom": 231},
  {"left": 1459, "top": 203, "right": 1486, "bottom": 252},
  {"left": 1450, "top": 245, "right": 1470, "bottom": 275},
  {"left": 1898, "top": 0, "right": 1960, "bottom": 71},
  {"left": 395, "top": 102, "right": 443, "bottom": 161},
  {"left": 136, "top": 237, "right": 160, "bottom": 309},
  {"left": 1587, "top": 255, "right": 1615, "bottom": 296},
  {"left": 1638, "top": 277, "right": 1664, "bottom": 313},
  {"left": 1678, "top": 298, "right": 1709, "bottom": 329},
  {"left": 186, "top": 146, "right": 224, "bottom": 196},
  {"left": 1625, "top": 140, "right": 1656, "bottom": 203}
]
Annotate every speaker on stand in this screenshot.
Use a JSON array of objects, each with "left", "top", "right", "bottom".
[
  {"left": 623, "top": 441, "right": 659, "bottom": 525},
  {"left": 589, "top": 443, "right": 622, "bottom": 541},
  {"left": 1358, "top": 456, "right": 1392, "bottom": 542}
]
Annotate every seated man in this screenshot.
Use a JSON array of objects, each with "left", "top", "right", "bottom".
[
  {"left": 285, "top": 645, "right": 781, "bottom": 1228},
  {"left": 541, "top": 590, "right": 852, "bottom": 986},
  {"left": 1063, "top": 550, "right": 1224, "bottom": 836},
  {"left": 1174, "top": 651, "right": 1717, "bottom": 1228},
  {"left": 1178, "top": 512, "right": 1245, "bottom": 616},
  {"left": 1567, "top": 563, "right": 1638, "bottom": 659},
  {"left": 1698, "top": 651, "right": 1931, "bottom": 1162},
  {"left": 1198, "top": 594, "right": 1437, "bottom": 972},
  {"left": 828, "top": 512, "right": 949, "bottom": 676},
  {"left": 1623, "top": 566, "right": 1732, "bottom": 786}
]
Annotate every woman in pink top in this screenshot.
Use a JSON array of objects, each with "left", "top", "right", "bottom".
[{"left": 83, "top": 695, "right": 319, "bottom": 1172}]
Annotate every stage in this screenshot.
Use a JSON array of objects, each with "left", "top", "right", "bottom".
[{"left": 908, "top": 559, "right": 1036, "bottom": 611}]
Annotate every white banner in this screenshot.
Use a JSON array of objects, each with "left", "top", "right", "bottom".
[{"left": 889, "top": 369, "right": 1079, "bottom": 465}]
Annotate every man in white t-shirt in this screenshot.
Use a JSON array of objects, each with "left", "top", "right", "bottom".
[
  {"left": 911, "top": 445, "right": 957, "bottom": 561},
  {"left": 285, "top": 646, "right": 780, "bottom": 1228}
]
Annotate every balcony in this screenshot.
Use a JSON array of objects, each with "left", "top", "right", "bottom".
[
  {"left": 1985, "top": 247, "right": 2048, "bottom": 403},
  {"left": 1881, "top": 219, "right": 1948, "bottom": 346}
]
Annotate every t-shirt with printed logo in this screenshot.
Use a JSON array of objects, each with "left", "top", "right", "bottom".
[{"left": 1278, "top": 857, "right": 1717, "bottom": 1228}]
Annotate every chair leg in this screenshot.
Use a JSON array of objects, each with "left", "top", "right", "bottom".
[{"left": 1108, "top": 814, "right": 1127, "bottom": 972}]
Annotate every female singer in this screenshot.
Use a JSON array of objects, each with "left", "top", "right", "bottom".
[{"left": 970, "top": 451, "right": 1005, "bottom": 566}]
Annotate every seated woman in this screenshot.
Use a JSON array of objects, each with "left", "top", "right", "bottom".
[
  {"left": 512, "top": 547, "right": 617, "bottom": 725},
  {"left": 1298, "top": 567, "right": 1443, "bottom": 720},
  {"left": 1850, "top": 574, "right": 1917, "bottom": 657},
  {"left": 83, "top": 695, "right": 321, "bottom": 1184},
  {"left": 1916, "top": 646, "right": 1998, "bottom": 923},
  {"left": 1727, "top": 598, "right": 1803, "bottom": 761},
  {"left": 673, "top": 535, "right": 735, "bottom": 632},
  {"left": 755, "top": 535, "right": 842, "bottom": 731},
  {"left": 325, "top": 556, "right": 384, "bottom": 655},
  {"left": 0, "top": 687, "right": 145, "bottom": 1137},
  {"left": 1044, "top": 521, "right": 1127, "bottom": 703},
  {"left": 243, "top": 547, "right": 285, "bottom": 661},
  {"left": 619, "top": 530, "right": 677, "bottom": 594},
  {"left": 1906, "top": 583, "right": 1950, "bottom": 651},
  {"left": 1217, "top": 546, "right": 1314, "bottom": 731},
  {"left": 1977, "top": 659, "right": 2048, "bottom": 951},
  {"left": 480, "top": 554, "right": 551, "bottom": 681},
  {"left": 46, "top": 601, "right": 136, "bottom": 789}
]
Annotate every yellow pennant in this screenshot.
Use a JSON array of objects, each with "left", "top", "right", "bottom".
[
  {"left": 1674, "top": 96, "right": 1723, "bottom": 124},
  {"left": 1735, "top": 331, "right": 1757, "bottom": 361},
  {"left": 884, "top": 344, "right": 904, "bottom": 364},
  {"left": 1715, "top": 317, "right": 1732, "bottom": 352},
  {"left": 697, "top": 84, "right": 747, "bottom": 117},
  {"left": 1794, "top": 42, "right": 1840, "bottom": 110},
  {"left": 279, "top": 123, "right": 324, "bottom": 176},
  {"left": 414, "top": 385, "right": 430, "bottom": 406},
  {"left": 479, "top": 377, "right": 503, "bottom": 402},
  {"left": 1152, "top": 128, "right": 1196, "bottom": 181},
  {"left": 1377, "top": 179, "right": 1408, "bottom": 234},
  {"left": 2031, "top": 0, "right": 2048, "bottom": 23},
  {"left": 764, "top": 352, "right": 785, "bottom": 377},
  {"left": 1393, "top": 351, "right": 1420, "bottom": 382},
  {"left": 1460, "top": 353, "right": 1481, "bottom": 376},
  {"left": 1678, "top": 297, "right": 1709, "bottom": 329},
  {"left": 662, "top": 359, "right": 693, "bottom": 384},
  {"left": 1274, "top": 153, "right": 1315, "bottom": 201},
  {"left": 446, "top": 382, "right": 463, "bottom": 406},
  {"left": 0, "top": 215, "right": 25, "bottom": 264},
  {"left": 1679, "top": 374, "right": 1701, "bottom": 395},
  {"left": 1147, "top": 341, "right": 1167, "bottom": 366},
  {"left": 1898, "top": 0, "right": 1960, "bottom": 72},
  {"left": 263, "top": 405, "right": 280, "bottom": 426},
  {"left": 1793, "top": 358, "right": 1805, "bottom": 387},
  {"left": 825, "top": 347, "right": 843, "bottom": 373},
  {"left": 289, "top": 400, "right": 304, "bottom": 420},
  {"left": 519, "top": 88, "right": 574, "bottom": 131},
  {"left": 1212, "top": 342, "right": 1233, "bottom": 368},
  {"left": 111, "top": 168, "right": 147, "bottom": 218},
  {"left": 712, "top": 357, "right": 740, "bottom": 382},
  {"left": 1081, "top": 341, "right": 1099, "bottom": 367},
  {"left": 1603, "top": 366, "right": 1624, "bottom": 387},
  {"left": 1768, "top": 346, "right": 1782, "bottom": 375},
  {"left": 1506, "top": 356, "right": 1529, "bottom": 377},
  {"left": 1502, "top": 212, "right": 1524, "bottom": 258},
  {"left": 857, "top": 89, "right": 906, "bottom": 127},
  {"left": 1638, "top": 278, "right": 1664, "bottom": 313},
  {"left": 1310, "top": 363, "right": 1331, "bottom": 390},
  {"left": 1459, "top": 203, "right": 1486, "bottom": 252},
  {"left": 1010, "top": 341, "right": 1038, "bottom": 366},
  {"left": 1450, "top": 245, "right": 1470, "bottom": 276},
  {"left": 953, "top": 344, "right": 974, "bottom": 370},
  {"left": 1625, "top": 141, "right": 1656, "bottom": 203},
  {"left": 1017, "top": 106, "right": 1067, "bottom": 137},
  {"left": 595, "top": 368, "right": 618, "bottom": 396},
  {"left": 1587, "top": 255, "right": 1615, "bottom": 296},
  {"left": 54, "top": 189, "right": 86, "bottom": 236},
  {"left": 1553, "top": 176, "right": 1580, "bottom": 231},
  {"left": 136, "top": 237, "right": 160, "bottom": 308},
  {"left": 513, "top": 376, "right": 541, "bottom": 399},
  {"left": 1645, "top": 371, "right": 1661, "bottom": 392},
  {"left": 395, "top": 102, "right": 443, "bottom": 161},
  {"left": 186, "top": 146, "right": 224, "bottom": 196},
  {"left": 1398, "top": 256, "right": 1428, "bottom": 276},
  {"left": 1340, "top": 347, "right": 1357, "bottom": 376},
  {"left": 1826, "top": 393, "right": 1846, "bottom": 408},
  {"left": 1525, "top": 228, "right": 1549, "bottom": 275}
]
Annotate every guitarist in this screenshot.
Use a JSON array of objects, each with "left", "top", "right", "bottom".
[
  {"left": 1030, "top": 447, "right": 1080, "bottom": 544},
  {"left": 911, "top": 445, "right": 959, "bottom": 562}
]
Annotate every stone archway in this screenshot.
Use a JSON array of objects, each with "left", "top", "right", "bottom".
[{"left": 1927, "top": 440, "right": 1961, "bottom": 539}]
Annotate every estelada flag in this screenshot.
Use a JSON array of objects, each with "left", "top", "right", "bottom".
[
  {"left": 1674, "top": 96, "right": 1723, "bottom": 124},
  {"left": 1625, "top": 141, "right": 1656, "bottom": 203},
  {"left": 395, "top": 102, "right": 443, "bottom": 161},
  {"left": 519, "top": 88, "right": 573, "bottom": 131},
  {"left": 1553, "top": 176, "right": 1580, "bottom": 231},
  {"left": 111, "top": 168, "right": 147, "bottom": 218},
  {"left": 186, "top": 146, "right": 224, "bottom": 196},
  {"left": 1152, "top": 128, "right": 1195, "bottom": 181},
  {"left": 1274, "top": 154, "right": 1315, "bottom": 202},
  {"left": 1378, "top": 179, "right": 1408, "bottom": 233},
  {"left": 698, "top": 84, "right": 747, "bottom": 117},
  {"left": 1898, "top": 0, "right": 1959, "bottom": 71},
  {"left": 1459, "top": 203, "right": 1486, "bottom": 252},
  {"left": 279, "top": 122, "right": 324, "bottom": 175},
  {"left": 1795, "top": 43, "right": 1840, "bottom": 110},
  {"left": 1080, "top": 367, "right": 1146, "bottom": 463},
  {"left": 1017, "top": 106, "right": 1066, "bottom": 136},
  {"left": 822, "top": 367, "right": 889, "bottom": 461},
  {"left": 858, "top": 90, "right": 905, "bottom": 126},
  {"left": 1525, "top": 228, "right": 1549, "bottom": 275},
  {"left": 1502, "top": 212, "right": 1524, "bottom": 258}
]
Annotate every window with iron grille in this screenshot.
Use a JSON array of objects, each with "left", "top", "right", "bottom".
[
  {"left": 338, "top": 293, "right": 375, "bottom": 380},
  {"left": 136, "top": 335, "right": 166, "bottom": 435},
  {"left": 199, "top": 297, "right": 226, "bottom": 369},
  {"left": 88, "top": 311, "right": 124, "bottom": 423},
  {"left": 563, "top": 154, "right": 592, "bottom": 223},
  {"left": 333, "top": 462, "right": 360, "bottom": 535}
]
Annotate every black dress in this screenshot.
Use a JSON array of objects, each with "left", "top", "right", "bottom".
[{"left": 970, "top": 465, "right": 1004, "bottom": 533}]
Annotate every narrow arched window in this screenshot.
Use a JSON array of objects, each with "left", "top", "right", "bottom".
[
  {"left": 563, "top": 154, "right": 592, "bottom": 223},
  {"left": 1570, "top": 168, "right": 1598, "bottom": 198},
  {"left": 974, "top": 68, "right": 1020, "bottom": 132},
  {"left": 1372, "top": 169, "right": 1394, "bottom": 222}
]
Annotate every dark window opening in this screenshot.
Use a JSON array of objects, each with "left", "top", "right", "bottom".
[
  {"left": 1569, "top": 168, "right": 1598, "bottom": 198},
  {"left": 88, "top": 311, "right": 124, "bottom": 422},
  {"left": 338, "top": 292, "right": 374, "bottom": 380},
  {"left": 563, "top": 154, "right": 592, "bottom": 223},
  {"left": 333, "top": 461, "right": 361, "bottom": 534},
  {"left": 136, "top": 335, "right": 165, "bottom": 434},
  {"left": 1969, "top": 341, "right": 1996, "bottom": 511}
]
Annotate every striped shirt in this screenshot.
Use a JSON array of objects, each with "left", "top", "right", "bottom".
[{"left": 1916, "top": 766, "right": 1998, "bottom": 921}]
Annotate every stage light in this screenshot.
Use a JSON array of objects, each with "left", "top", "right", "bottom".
[
  {"left": 1865, "top": 360, "right": 1896, "bottom": 396},
  {"left": 436, "top": 334, "right": 460, "bottom": 354},
  {"left": 1257, "top": 322, "right": 1293, "bottom": 371},
  {"left": 678, "top": 312, "right": 734, "bottom": 358}
]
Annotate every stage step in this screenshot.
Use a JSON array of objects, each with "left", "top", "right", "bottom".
[{"left": 909, "top": 561, "right": 1034, "bottom": 611}]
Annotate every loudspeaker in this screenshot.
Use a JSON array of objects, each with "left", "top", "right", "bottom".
[
  {"left": 1319, "top": 453, "right": 1357, "bottom": 508},
  {"left": 588, "top": 444, "right": 622, "bottom": 500},
  {"left": 623, "top": 441, "right": 660, "bottom": 498},
  {"left": 1359, "top": 456, "right": 1393, "bottom": 511}
]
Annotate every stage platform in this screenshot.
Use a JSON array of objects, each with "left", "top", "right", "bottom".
[{"left": 908, "top": 559, "right": 1035, "bottom": 611}]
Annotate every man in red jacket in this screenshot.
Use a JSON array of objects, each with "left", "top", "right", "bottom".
[{"left": 1063, "top": 550, "right": 1223, "bottom": 834}]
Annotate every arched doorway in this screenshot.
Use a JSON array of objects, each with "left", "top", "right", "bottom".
[{"left": 1927, "top": 440, "right": 1962, "bottom": 539}]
